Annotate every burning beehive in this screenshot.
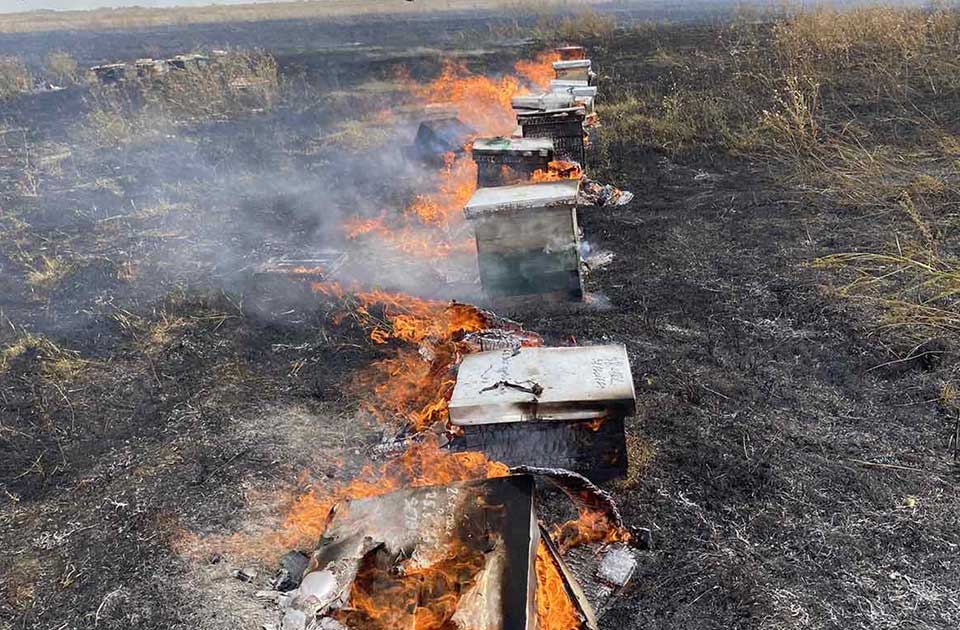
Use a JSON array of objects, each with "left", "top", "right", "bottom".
[
  {"left": 284, "top": 475, "right": 598, "bottom": 630},
  {"left": 472, "top": 137, "right": 554, "bottom": 187},
  {"left": 411, "top": 116, "right": 477, "bottom": 166},
  {"left": 464, "top": 180, "right": 583, "bottom": 303},
  {"left": 448, "top": 345, "right": 635, "bottom": 481},
  {"left": 517, "top": 107, "right": 587, "bottom": 166},
  {"left": 553, "top": 59, "right": 594, "bottom": 84}
]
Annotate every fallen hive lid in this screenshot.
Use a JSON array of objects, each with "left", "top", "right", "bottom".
[
  {"left": 449, "top": 344, "right": 637, "bottom": 425},
  {"left": 472, "top": 136, "right": 554, "bottom": 156},
  {"left": 464, "top": 180, "right": 580, "bottom": 219}
]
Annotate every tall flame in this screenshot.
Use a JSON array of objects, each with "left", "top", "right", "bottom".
[{"left": 311, "top": 282, "right": 494, "bottom": 431}]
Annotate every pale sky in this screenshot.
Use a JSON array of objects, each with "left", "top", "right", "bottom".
[{"left": 0, "top": 0, "right": 271, "bottom": 12}]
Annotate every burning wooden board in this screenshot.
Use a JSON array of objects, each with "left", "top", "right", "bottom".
[
  {"left": 285, "top": 475, "right": 597, "bottom": 630},
  {"left": 448, "top": 345, "right": 636, "bottom": 481},
  {"left": 464, "top": 180, "right": 583, "bottom": 304}
]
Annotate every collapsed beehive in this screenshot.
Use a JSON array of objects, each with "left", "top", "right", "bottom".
[
  {"left": 448, "top": 345, "right": 636, "bottom": 482},
  {"left": 472, "top": 137, "right": 554, "bottom": 187},
  {"left": 288, "top": 475, "right": 599, "bottom": 630},
  {"left": 464, "top": 180, "right": 583, "bottom": 303}
]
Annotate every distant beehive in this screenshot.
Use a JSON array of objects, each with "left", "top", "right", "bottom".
[
  {"left": 517, "top": 107, "right": 587, "bottom": 166},
  {"left": 472, "top": 137, "right": 554, "bottom": 187},
  {"left": 134, "top": 58, "right": 168, "bottom": 80},
  {"left": 464, "top": 180, "right": 583, "bottom": 303},
  {"left": 90, "top": 63, "right": 132, "bottom": 84},
  {"left": 168, "top": 53, "right": 211, "bottom": 71}
]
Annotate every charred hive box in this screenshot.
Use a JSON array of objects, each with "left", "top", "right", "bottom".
[
  {"left": 472, "top": 137, "right": 554, "bottom": 187},
  {"left": 293, "top": 475, "right": 598, "bottom": 630},
  {"left": 553, "top": 59, "right": 594, "bottom": 83},
  {"left": 555, "top": 45, "right": 587, "bottom": 61},
  {"left": 448, "top": 345, "right": 636, "bottom": 482},
  {"left": 412, "top": 116, "right": 476, "bottom": 165},
  {"left": 464, "top": 181, "right": 582, "bottom": 303},
  {"left": 517, "top": 107, "right": 586, "bottom": 166}
]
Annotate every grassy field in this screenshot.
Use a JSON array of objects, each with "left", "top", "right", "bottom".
[{"left": 595, "top": 5, "right": 960, "bottom": 350}]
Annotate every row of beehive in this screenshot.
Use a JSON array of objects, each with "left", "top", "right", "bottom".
[
  {"left": 465, "top": 45, "right": 598, "bottom": 305},
  {"left": 450, "top": 47, "right": 633, "bottom": 481}
]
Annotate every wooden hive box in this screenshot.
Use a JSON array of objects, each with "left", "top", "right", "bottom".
[
  {"left": 555, "top": 45, "right": 587, "bottom": 61},
  {"left": 472, "top": 136, "right": 554, "bottom": 187},
  {"left": 448, "top": 345, "right": 636, "bottom": 482},
  {"left": 553, "top": 59, "right": 593, "bottom": 82},
  {"left": 517, "top": 106, "right": 587, "bottom": 166},
  {"left": 464, "top": 180, "right": 583, "bottom": 303}
]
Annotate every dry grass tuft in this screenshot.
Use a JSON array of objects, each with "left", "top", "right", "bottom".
[
  {"left": 44, "top": 51, "right": 79, "bottom": 85},
  {"left": 0, "top": 56, "right": 32, "bottom": 100},
  {"left": 0, "top": 334, "right": 91, "bottom": 382},
  {"left": 25, "top": 255, "right": 72, "bottom": 289}
]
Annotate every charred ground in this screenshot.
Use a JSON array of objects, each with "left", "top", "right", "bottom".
[{"left": 2, "top": 8, "right": 959, "bottom": 630}]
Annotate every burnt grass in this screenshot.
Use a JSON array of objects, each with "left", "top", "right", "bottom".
[{"left": 2, "top": 16, "right": 960, "bottom": 630}]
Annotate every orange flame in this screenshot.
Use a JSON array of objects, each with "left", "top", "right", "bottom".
[
  {"left": 311, "top": 282, "right": 493, "bottom": 431},
  {"left": 552, "top": 508, "right": 632, "bottom": 555},
  {"left": 536, "top": 543, "right": 583, "bottom": 630},
  {"left": 408, "top": 152, "right": 477, "bottom": 228},
  {"left": 409, "top": 51, "right": 557, "bottom": 137},
  {"left": 342, "top": 51, "right": 560, "bottom": 261},
  {"left": 531, "top": 160, "right": 584, "bottom": 182},
  {"left": 515, "top": 50, "right": 562, "bottom": 92},
  {"left": 343, "top": 153, "right": 477, "bottom": 260}
]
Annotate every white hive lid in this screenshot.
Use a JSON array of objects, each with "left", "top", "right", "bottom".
[
  {"left": 472, "top": 136, "right": 554, "bottom": 155},
  {"left": 550, "top": 79, "right": 590, "bottom": 91},
  {"left": 449, "top": 345, "right": 637, "bottom": 425},
  {"left": 511, "top": 92, "right": 575, "bottom": 111},
  {"left": 553, "top": 59, "right": 592, "bottom": 70},
  {"left": 464, "top": 180, "right": 579, "bottom": 219}
]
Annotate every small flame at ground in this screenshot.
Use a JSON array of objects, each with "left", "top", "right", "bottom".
[{"left": 552, "top": 509, "right": 632, "bottom": 555}]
